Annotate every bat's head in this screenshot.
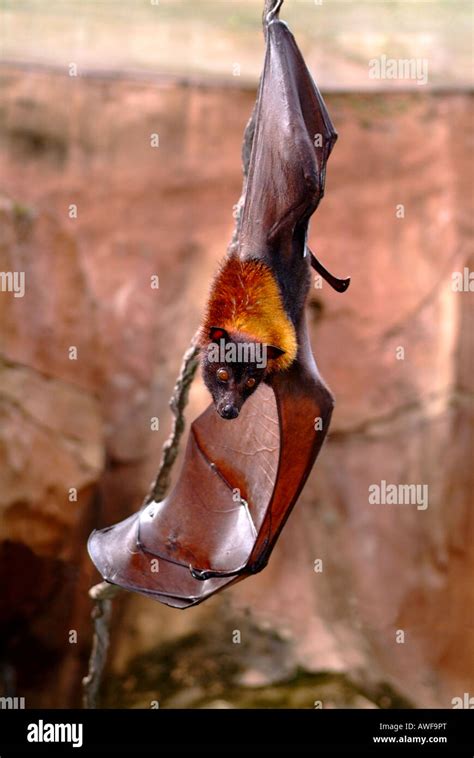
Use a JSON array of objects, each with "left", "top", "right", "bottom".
[{"left": 201, "top": 327, "right": 285, "bottom": 420}]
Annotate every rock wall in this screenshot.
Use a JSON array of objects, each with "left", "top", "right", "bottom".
[{"left": 0, "top": 66, "right": 472, "bottom": 707}]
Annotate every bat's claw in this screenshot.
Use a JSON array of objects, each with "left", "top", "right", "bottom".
[
  {"left": 189, "top": 563, "right": 249, "bottom": 581},
  {"left": 189, "top": 565, "right": 212, "bottom": 581},
  {"left": 335, "top": 276, "right": 351, "bottom": 293},
  {"left": 308, "top": 247, "right": 351, "bottom": 294},
  {"left": 266, "top": 0, "right": 284, "bottom": 24}
]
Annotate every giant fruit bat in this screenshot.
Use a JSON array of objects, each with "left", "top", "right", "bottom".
[{"left": 88, "top": 0, "right": 349, "bottom": 608}]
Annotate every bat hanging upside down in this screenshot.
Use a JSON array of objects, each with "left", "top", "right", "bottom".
[
  {"left": 199, "top": 4, "right": 349, "bottom": 420},
  {"left": 87, "top": 0, "right": 346, "bottom": 609}
]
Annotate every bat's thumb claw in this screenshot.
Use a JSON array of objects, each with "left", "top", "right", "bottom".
[{"left": 266, "top": 0, "right": 283, "bottom": 25}]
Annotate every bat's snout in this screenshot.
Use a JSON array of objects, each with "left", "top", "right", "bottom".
[{"left": 219, "top": 403, "right": 240, "bottom": 420}]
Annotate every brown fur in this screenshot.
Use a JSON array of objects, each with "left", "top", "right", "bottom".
[{"left": 200, "top": 256, "right": 297, "bottom": 371}]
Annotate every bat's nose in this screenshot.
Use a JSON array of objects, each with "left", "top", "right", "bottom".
[{"left": 220, "top": 404, "right": 239, "bottom": 420}]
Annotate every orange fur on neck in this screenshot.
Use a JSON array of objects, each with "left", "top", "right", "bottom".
[{"left": 200, "top": 256, "right": 297, "bottom": 372}]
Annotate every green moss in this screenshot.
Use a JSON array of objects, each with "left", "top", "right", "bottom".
[{"left": 102, "top": 621, "right": 414, "bottom": 710}]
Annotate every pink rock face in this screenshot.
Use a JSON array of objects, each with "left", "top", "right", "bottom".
[
  {"left": 0, "top": 203, "right": 104, "bottom": 555},
  {"left": 0, "top": 66, "right": 472, "bottom": 707}
]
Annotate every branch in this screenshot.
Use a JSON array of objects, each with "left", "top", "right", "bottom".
[
  {"left": 227, "top": 106, "right": 256, "bottom": 255},
  {"left": 145, "top": 335, "right": 201, "bottom": 504},
  {"left": 81, "top": 585, "right": 113, "bottom": 709},
  {"left": 82, "top": 334, "right": 201, "bottom": 707}
]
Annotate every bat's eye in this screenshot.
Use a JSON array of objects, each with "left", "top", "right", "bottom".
[
  {"left": 217, "top": 368, "right": 229, "bottom": 382},
  {"left": 245, "top": 377, "right": 256, "bottom": 389}
]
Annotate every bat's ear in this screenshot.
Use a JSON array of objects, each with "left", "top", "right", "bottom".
[
  {"left": 266, "top": 344, "right": 286, "bottom": 360},
  {"left": 209, "top": 326, "right": 230, "bottom": 343}
]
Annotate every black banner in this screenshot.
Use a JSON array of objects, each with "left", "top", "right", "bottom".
[{"left": 0, "top": 708, "right": 472, "bottom": 755}]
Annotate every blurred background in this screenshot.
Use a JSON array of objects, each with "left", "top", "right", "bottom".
[{"left": 0, "top": 0, "right": 472, "bottom": 709}]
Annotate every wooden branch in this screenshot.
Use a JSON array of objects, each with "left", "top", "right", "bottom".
[
  {"left": 145, "top": 335, "right": 201, "bottom": 504},
  {"left": 227, "top": 105, "right": 256, "bottom": 256},
  {"left": 81, "top": 586, "right": 113, "bottom": 709},
  {"left": 82, "top": 335, "right": 201, "bottom": 707}
]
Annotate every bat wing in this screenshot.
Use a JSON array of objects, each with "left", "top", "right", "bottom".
[
  {"left": 88, "top": 317, "right": 332, "bottom": 608},
  {"left": 238, "top": 18, "right": 337, "bottom": 263}
]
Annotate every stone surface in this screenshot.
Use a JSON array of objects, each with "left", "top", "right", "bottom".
[{"left": 0, "top": 66, "right": 472, "bottom": 707}]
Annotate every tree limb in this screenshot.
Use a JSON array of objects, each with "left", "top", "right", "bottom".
[{"left": 82, "top": 334, "right": 201, "bottom": 707}]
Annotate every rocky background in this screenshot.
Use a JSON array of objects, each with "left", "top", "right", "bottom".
[{"left": 0, "top": 0, "right": 473, "bottom": 710}]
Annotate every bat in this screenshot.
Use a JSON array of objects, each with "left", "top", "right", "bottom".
[
  {"left": 199, "top": 3, "right": 349, "bottom": 420},
  {"left": 88, "top": 0, "right": 348, "bottom": 608}
]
